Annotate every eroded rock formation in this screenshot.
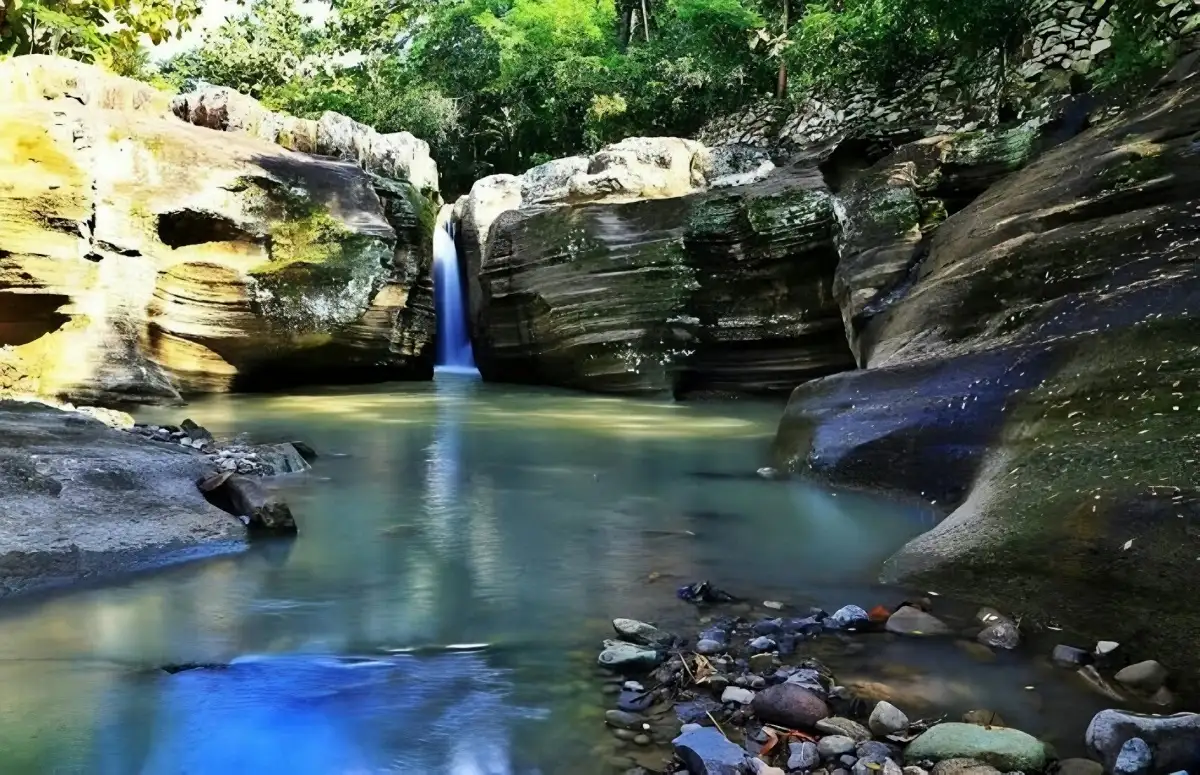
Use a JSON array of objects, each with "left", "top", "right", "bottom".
[
  {"left": 0, "top": 55, "right": 437, "bottom": 404},
  {"left": 773, "top": 67, "right": 1200, "bottom": 686}
]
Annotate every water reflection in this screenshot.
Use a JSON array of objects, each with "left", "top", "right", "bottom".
[{"left": 0, "top": 381, "right": 1093, "bottom": 774}]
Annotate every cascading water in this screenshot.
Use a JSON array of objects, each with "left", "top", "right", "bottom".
[{"left": 432, "top": 220, "right": 479, "bottom": 374}]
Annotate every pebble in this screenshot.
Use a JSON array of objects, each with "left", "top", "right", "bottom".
[
  {"left": 885, "top": 606, "right": 950, "bottom": 636},
  {"left": 696, "top": 639, "right": 723, "bottom": 655},
  {"left": 856, "top": 740, "right": 895, "bottom": 763},
  {"left": 623, "top": 681, "right": 644, "bottom": 692},
  {"left": 830, "top": 605, "right": 870, "bottom": 629},
  {"left": 1114, "top": 660, "right": 1168, "bottom": 693},
  {"left": 869, "top": 700, "right": 909, "bottom": 736},
  {"left": 680, "top": 723, "right": 702, "bottom": 734},
  {"left": 633, "top": 734, "right": 651, "bottom": 746},
  {"left": 1113, "top": 737, "right": 1152, "bottom": 775},
  {"left": 1095, "top": 640, "right": 1120, "bottom": 659},
  {"left": 818, "top": 736, "right": 857, "bottom": 759},
  {"left": 611, "top": 728, "right": 639, "bottom": 741},
  {"left": 749, "top": 653, "right": 774, "bottom": 673},
  {"left": 721, "top": 686, "right": 755, "bottom": 705},
  {"left": 604, "top": 709, "right": 646, "bottom": 731},
  {"left": 817, "top": 717, "right": 873, "bottom": 742},
  {"left": 789, "top": 741, "right": 820, "bottom": 771},
  {"left": 749, "top": 636, "right": 777, "bottom": 652}
]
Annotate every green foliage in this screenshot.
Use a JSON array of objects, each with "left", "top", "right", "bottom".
[
  {"left": 0, "top": 0, "right": 199, "bottom": 70},
  {"left": 1092, "top": 0, "right": 1175, "bottom": 89}
]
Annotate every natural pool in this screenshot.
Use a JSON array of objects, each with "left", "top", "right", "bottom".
[{"left": 0, "top": 376, "right": 1108, "bottom": 773}]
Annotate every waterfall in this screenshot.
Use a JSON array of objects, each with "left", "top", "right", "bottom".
[{"left": 432, "top": 220, "right": 478, "bottom": 374}]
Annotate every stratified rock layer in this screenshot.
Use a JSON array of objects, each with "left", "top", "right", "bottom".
[
  {"left": 774, "top": 71, "right": 1200, "bottom": 690},
  {"left": 0, "top": 56, "right": 436, "bottom": 404},
  {"left": 475, "top": 169, "right": 853, "bottom": 395}
]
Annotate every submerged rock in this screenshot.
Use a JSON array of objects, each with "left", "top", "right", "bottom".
[
  {"left": 598, "top": 640, "right": 662, "bottom": 671},
  {"left": 904, "top": 723, "right": 1048, "bottom": 771},
  {"left": 885, "top": 607, "right": 950, "bottom": 637},
  {"left": 673, "top": 726, "right": 748, "bottom": 775},
  {"left": 613, "top": 618, "right": 673, "bottom": 647}
]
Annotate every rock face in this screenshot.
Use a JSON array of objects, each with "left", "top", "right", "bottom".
[
  {"left": 0, "top": 56, "right": 437, "bottom": 405},
  {"left": 773, "top": 66, "right": 1200, "bottom": 688},
  {"left": 473, "top": 168, "right": 853, "bottom": 395},
  {"left": 0, "top": 399, "right": 244, "bottom": 595}
]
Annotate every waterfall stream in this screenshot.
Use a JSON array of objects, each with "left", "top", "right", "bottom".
[{"left": 432, "top": 222, "right": 478, "bottom": 374}]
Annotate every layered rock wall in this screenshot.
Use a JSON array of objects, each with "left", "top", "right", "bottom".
[{"left": 0, "top": 56, "right": 438, "bottom": 404}]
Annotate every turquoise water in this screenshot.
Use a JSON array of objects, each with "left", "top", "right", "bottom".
[{"left": 0, "top": 378, "right": 1106, "bottom": 773}]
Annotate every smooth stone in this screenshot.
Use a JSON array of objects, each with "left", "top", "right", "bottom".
[
  {"left": 750, "top": 636, "right": 777, "bottom": 652},
  {"left": 673, "top": 727, "right": 749, "bottom": 775},
  {"left": 1114, "top": 738, "right": 1153, "bottom": 775},
  {"left": 818, "top": 736, "right": 858, "bottom": 759},
  {"left": 905, "top": 723, "right": 1048, "bottom": 771},
  {"left": 618, "top": 689, "right": 654, "bottom": 712},
  {"left": 1085, "top": 710, "right": 1200, "bottom": 773},
  {"left": 599, "top": 641, "right": 661, "bottom": 671},
  {"left": 614, "top": 618, "right": 671, "bottom": 646},
  {"left": 680, "top": 723, "right": 702, "bottom": 734},
  {"left": 752, "top": 683, "right": 831, "bottom": 729},
  {"left": 624, "top": 681, "right": 644, "bottom": 691},
  {"left": 1115, "top": 661, "right": 1168, "bottom": 693},
  {"left": 817, "top": 718, "right": 873, "bottom": 742},
  {"left": 612, "top": 728, "right": 639, "bottom": 741},
  {"left": 857, "top": 741, "right": 897, "bottom": 763},
  {"left": 870, "top": 701, "right": 910, "bottom": 736},
  {"left": 722, "top": 686, "right": 756, "bottom": 705},
  {"left": 634, "top": 734, "right": 651, "bottom": 746},
  {"left": 1095, "top": 641, "right": 1121, "bottom": 659},
  {"left": 1056, "top": 758, "right": 1104, "bottom": 775},
  {"left": 750, "top": 676, "right": 767, "bottom": 690},
  {"left": 831, "top": 605, "right": 870, "bottom": 629},
  {"left": 1051, "top": 645, "right": 1092, "bottom": 667},
  {"left": 930, "top": 759, "right": 1002, "bottom": 775},
  {"left": 750, "top": 653, "right": 775, "bottom": 673},
  {"left": 606, "top": 709, "right": 646, "bottom": 731},
  {"left": 886, "top": 606, "right": 951, "bottom": 637},
  {"left": 790, "top": 741, "right": 820, "bottom": 771},
  {"left": 697, "top": 639, "right": 724, "bottom": 655},
  {"left": 840, "top": 755, "right": 859, "bottom": 768}
]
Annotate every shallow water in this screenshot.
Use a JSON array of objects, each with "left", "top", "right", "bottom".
[{"left": 0, "top": 377, "right": 1108, "bottom": 773}]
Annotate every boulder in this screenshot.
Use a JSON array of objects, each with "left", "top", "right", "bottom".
[
  {"left": 474, "top": 168, "right": 853, "bottom": 395},
  {"left": 752, "top": 683, "right": 831, "bottom": 730},
  {"left": 673, "top": 727, "right": 749, "bottom": 775},
  {"left": 885, "top": 606, "right": 950, "bottom": 636},
  {"left": 773, "top": 72, "right": 1200, "bottom": 690},
  {"left": 904, "top": 723, "right": 1048, "bottom": 771},
  {"left": 1085, "top": 710, "right": 1200, "bottom": 774},
  {"left": 0, "top": 55, "right": 436, "bottom": 405},
  {"left": 0, "top": 399, "right": 244, "bottom": 595}
]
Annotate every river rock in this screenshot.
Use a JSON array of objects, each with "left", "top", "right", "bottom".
[
  {"left": 1085, "top": 710, "right": 1200, "bottom": 774},
  {"left": 199, "top": 473, "right": 296, "bottom": 534},
  {"left": 673, "top": 726, "right": 749, "bottom": 775},
  {"left": 1115, "top": 738, "right": 1153, "bottom": 775},
  {"left": 817, "top": 718, "right": 873, "bottom": 742},
  {"left": 870, "top": 701, "right": 909, "bottom": 736},
  {"left": 0, "top": 56, "right": 437, "bottom": 404},
  {"left": 930, "top": 759, "right": 1002, "bottom": 775},
  {"left": 977, "top": 619, "right": 1020, "bottom": 650},
  {"left": 605, "top": 709, "right": 646, "bottom": 731},
  {"left": 697, "top": 639, "right": 724, "bottom": 655},
  {"left": 886, "top": 607, "right": 950, "bottom": 637},
  {"left": 598, "top": 640, "right": 662, "bottom": 671},
  {"left": 904, "top": 723, "right": 1048, "bottom": 771},
  {"left": 750, "top": 636, "right": 777, "bottom": 653},
  {"left": 818, "top": 736, "right": 858, "bottom": 759},
  {"left": 790, "top": 741, "right": 820, "bottom": 771},
  {"left": 613, "top": 618, "right": 673, "bottom": 647},
  {"left": 722, "top": 686, "right": 756, "bottom": 705},
  {"left": 1114, "top": 661, "right": 1168, "bottom": 693},
  {"left": 830, "top": 605, "right": 870, "bottom": 629}
]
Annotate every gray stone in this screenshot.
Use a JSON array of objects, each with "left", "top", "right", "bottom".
[
  {"left": 1086, "top": 711, "right": 1200, "bottom": 774},
  {"left": 722, "top": 686, "right": 756, "bottom": 705},
  {"left": 750, "top": 636, "right": 778, "bottom": 652},
  {"left": 904, "top": 723, "right": 1048, "bottom": 771},
  {"left": 753, "top": 683, "right": 831, "bottom": 730},
  {"left": 697, "top": 639, "right": 724, "bottom": 655},
  {"left": 613, "top": 618, "right": 672, "bottom": 647},
  {"left": 1114, "top": 660, "right": 1168, "bottom": 692},
  {"left": 870, "top": 701, "right": 910, "bottom": 736},
  {"left": 680, "top": 723, "right": 703, "bottom": 734},
  {"left": 1114, "top": 738, "right": 1153, "bottom": 775},
  {"left": 857, "top": 741, "right": 896, "bottom": 763},
  {"left": 673, "top": 727, "right": 750, "bottom": 775},
  {"left": 831, "top": 605, "right": 870, "bottom": 629},
  {"left": 886, "top": 606, "right": 951, "bottom": 637},
  {"left": 634, "top": 734, "right": 651, "bottom": 746},
  {"left": 598, "top": 640, "right": 661, "bottom": 671},
  {"left": 817, "top": 718, "right": 873, "bottom": 742},
  {"left": 605, "top": 709, "right": 646, "bottom": 731},
  {"left": 819, "top": 736, "right": 858, "bottom": 759},
  {"left": 977, "top": 618, "right": 1020, "bottom": 650},
  {"left": 750, "top": 653, "right": 775, "bottom": 673},
  {"left": 790, "top": 741, "right": 820, "bottom": 771}
]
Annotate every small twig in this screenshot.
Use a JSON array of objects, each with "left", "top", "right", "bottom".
[
  {"left": 707, "top": 711, "right": 727, "bottom": 738},
  {"left": 680, "top": 653, "right": 695, "bottom": 682}
]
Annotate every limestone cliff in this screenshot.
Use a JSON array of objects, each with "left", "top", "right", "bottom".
[
  {"left": 772, "top": 69, "right": 1200, "bottom": 686},
  {"left": 0, "top": 56, "right": 437, "bottom": 404}
]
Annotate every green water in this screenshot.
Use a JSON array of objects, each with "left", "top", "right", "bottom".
[{"left": 0, "top": 377, "right": 1107, "bottom": 773}]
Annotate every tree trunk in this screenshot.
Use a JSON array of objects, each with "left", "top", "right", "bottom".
[
  {"left": 640, "top": 0, "right": 651, "bottom": 42},
  {"left": 776, "top": 0, "right": 790, "bottom": 99},
  {"left": 617, "top": 0, "right": 633, "bottom": 51}
]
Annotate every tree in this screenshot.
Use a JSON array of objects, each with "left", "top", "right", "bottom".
[{"left": 0, "top": 0, "right": 200, "bottom": 70}]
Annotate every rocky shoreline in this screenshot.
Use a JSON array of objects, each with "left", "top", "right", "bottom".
[{"left": 593, "top": 591, "right": 1194, "bottom": 775}]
